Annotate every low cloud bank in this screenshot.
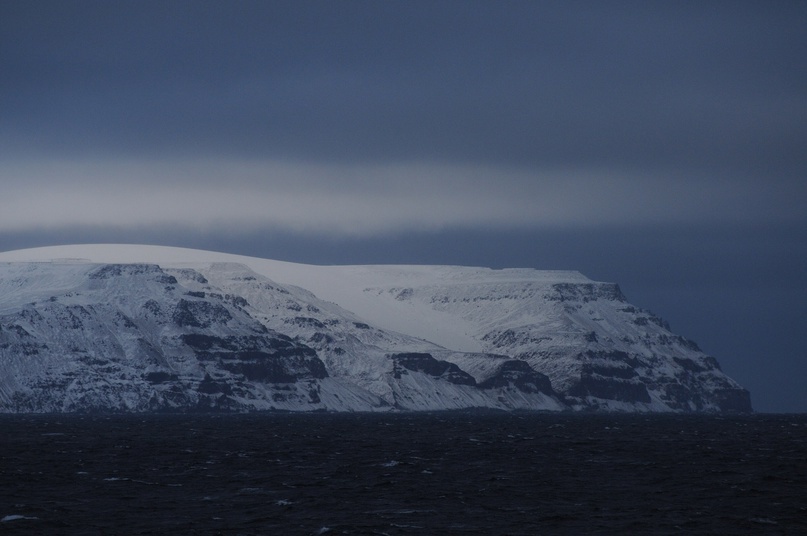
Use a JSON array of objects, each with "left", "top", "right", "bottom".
[{"left": 3, "top": 158, "right": 803, "bottom": 236}]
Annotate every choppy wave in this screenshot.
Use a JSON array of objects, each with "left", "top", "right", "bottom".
[{"left": 1, "top": 412, "right": 805, "bottom": 534}]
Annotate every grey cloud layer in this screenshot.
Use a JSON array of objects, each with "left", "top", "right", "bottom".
[
  {"left": 3, "top": 3, "right": 805, "bottom": 161},
  {"left": 2, "top": 1, "right": 806, "bottom": 233},
  {"left": 4, "top": 159, "right": 804, "bottom": 235}
]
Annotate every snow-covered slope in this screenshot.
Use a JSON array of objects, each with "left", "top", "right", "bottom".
[{"left": 0, "top": 245, "right": 751, "bottom": 413}]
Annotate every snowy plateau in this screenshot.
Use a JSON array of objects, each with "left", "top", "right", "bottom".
[{"left": 0, "top": 245, "right": 751, "bottom": 413}]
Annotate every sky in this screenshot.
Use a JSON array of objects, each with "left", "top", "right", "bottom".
[{"left": 1, "top": 1, "right": 805, "bottom": 412}]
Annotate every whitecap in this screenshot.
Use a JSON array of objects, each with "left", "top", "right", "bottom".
[
  {"left": 2, "top": 515, "right": 39, "bottom": 522},
  {"left": 750, "top": 517, "right": 778, "bottom": 525}
]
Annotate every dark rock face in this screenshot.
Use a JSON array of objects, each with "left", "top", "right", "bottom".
[
  {"left": 568, "top": 375, "right": 652, "bottom": 404},
  {"left": 478, "top": 360, "right": 555, "bottom": 395},
  {"left": 481, "top": 329, "right": 551, "bottom": 348},
  {"left": 659, "top": 382, "right": 753, "bottom": 413},
  {"left": 144, "top": 371, "right": 178, "bottom": 384},
  {"left": 89, "top": 264, "right": 179, "bottom": 286},
  {"left": 391, "top": 353, "right": 477, "bottom": 386},
  {"left": 181, "top": 333, "right": 327, "bottom": 383},
  {"left": 582, "top": 350, "right": 642, "bottom": 369},
  {"left": 197, "top": 374, "right": 233, "bottom": 395},
  {"left": 172, "top": 299, "right": 233, "bottom": 328},
  {"left": 713, "top": 388, "right": 753, "bottom": 413},
  {"left": 547, "top": 282, "right": 626, "bottom": 303},
  {"left": 582, "top": 363, "right": 638, "bottom": 380},
  {"left": 563, "top": 350, "right": 650, "bottom": 404}
]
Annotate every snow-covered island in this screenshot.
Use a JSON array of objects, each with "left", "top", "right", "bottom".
[{"left": 0, "top": 245, "right": 751, "bottom": 413}]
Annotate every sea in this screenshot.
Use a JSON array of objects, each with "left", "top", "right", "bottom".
[{"left": 1, "top": 412, "right": 805, "bottom": 535}]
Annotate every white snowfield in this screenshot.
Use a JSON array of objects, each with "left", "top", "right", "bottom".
[
  {"left": 0, "top": 244, "right": 588, "bottom": 352},
  {"left": 0, "top": 244, "right": 751, "bottom": 413}
]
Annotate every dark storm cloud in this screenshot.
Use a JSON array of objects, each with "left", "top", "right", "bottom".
[{"left": 3, "top": 1, "right": 806, "bottom": 178}]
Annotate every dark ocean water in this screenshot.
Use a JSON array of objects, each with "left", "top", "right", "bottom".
[{"left": 1, "top": 412, "right": 805, "bottom": 535}]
